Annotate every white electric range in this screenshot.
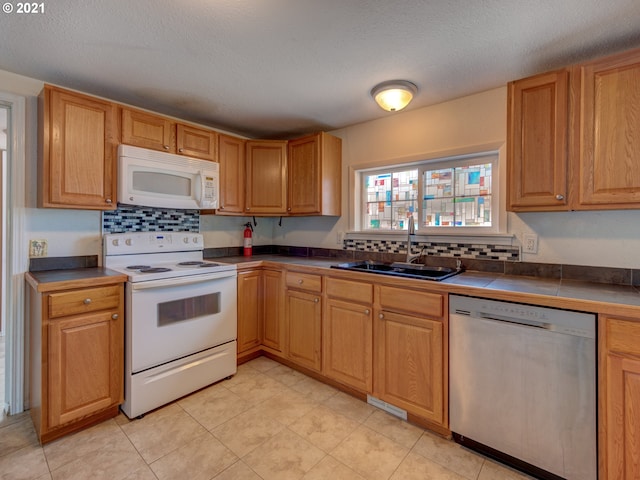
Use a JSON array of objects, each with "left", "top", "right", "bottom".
[{"left": 103, "top": 232, "right": 237, "bottom": 418}]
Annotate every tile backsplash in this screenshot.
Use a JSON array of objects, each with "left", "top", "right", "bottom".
[
  {"left": 343, "top": 238, "right": 520, "bottom": 261},
  {"left": 102, "top": 205, "right": 200, "bottom": 233}
]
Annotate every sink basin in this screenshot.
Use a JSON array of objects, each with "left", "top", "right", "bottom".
[{"left": 331, "top": 260, "right": 462, "bottom": 281}]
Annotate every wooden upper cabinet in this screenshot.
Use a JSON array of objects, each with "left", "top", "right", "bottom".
[
  {"left": 121, "top": 108, "right": 174, "bottom": 152},
  {"left": 217, "top": 133, "right": 246, "bottom": 214},
  {"left": 507, "top": 70, "right": 569, "bottom": 211},
  {"left": 121, "top": 107, "right": 217, "bottom": 161},
  {"left": 287, "top": 132, "right": 342, "bottom": 215},
  {"left": 575, "top": 48, "right": 640, "bottom": 209},
  {"left": 245, "top": 140, "right": 288, "bottom": 214},
  {"left": 39, "top": 85, "right": 117, "bottom": 210},
  {"left": 176, "top": 124, "right": 217, "bottom": 161}
]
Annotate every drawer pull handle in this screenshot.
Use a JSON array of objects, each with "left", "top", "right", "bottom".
[
  {"left": 178, "top": 148, "right": 184, "bottom": 153},
  {"left": 314, "top": 298, "right": 319, "bottom": 303},
  {"left": 83, "top": 298, "right": 92, "bottom": 305},
  {"left": 163, "top": 145, "right": 170, "bottom": 150},
  {"left": 555, "top": 194, "right": 564, "bottom": 201},
  {"left": 111, "top": 314, "right": 119, "bottom": 320},
  {"left": 379, "top": 313, "right": 384, "bottom": 319},
  {"left": 365, "top": 309, "right": 370, "bottom": 315},
  {"left": 298, "top": 279, "right": 304, "bottom": 284}
]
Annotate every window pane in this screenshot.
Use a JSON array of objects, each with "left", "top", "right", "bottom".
[
  {"left": 363, "top": 169, "right": 417, "bottom": 230},
  {"left": 422, "top": 162, "right": 492, "bottom": 228}
]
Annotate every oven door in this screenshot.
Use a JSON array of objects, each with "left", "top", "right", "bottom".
[{"left": 127, "top": 272, "right": 237, "bottom": 373}]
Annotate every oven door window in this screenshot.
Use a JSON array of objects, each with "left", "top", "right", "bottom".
[{"left": 158, "top": 292, "right": 220, "bottom": 326}]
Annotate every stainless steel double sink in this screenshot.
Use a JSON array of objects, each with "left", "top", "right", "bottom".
[{"left": 331, "top": 260, "right": 463, "bottom": 281}]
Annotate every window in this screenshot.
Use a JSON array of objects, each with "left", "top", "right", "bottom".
[{"left": 359, "top": 152, "right": 499, "bottom": 232}]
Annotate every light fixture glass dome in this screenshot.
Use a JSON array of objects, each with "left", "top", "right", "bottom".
[{"left": 370, "top": 80, "right": 418, "bottom": 112}]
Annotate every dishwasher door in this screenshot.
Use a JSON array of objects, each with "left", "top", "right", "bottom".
[{"left": 449, "top": 295, "right": 596, "bottom": 480}]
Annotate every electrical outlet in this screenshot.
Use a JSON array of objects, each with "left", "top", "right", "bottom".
[
  {"left": 336, "top": 231, "right": 344, "bottom": 245},
  {"left": 30, "top": 239, "right": 48, "bottom": 257},
  {"left": 523, "top": 234, "right": 538, "bottom": 254}
]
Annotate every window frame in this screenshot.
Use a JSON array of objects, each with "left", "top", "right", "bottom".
[{"left": 353, "top": 147, "right": 504, "bottom": 235}]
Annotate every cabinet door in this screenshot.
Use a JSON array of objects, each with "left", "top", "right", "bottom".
[
  {"left": 237, "top": 270, "right": 262, "bottom": 354},
  {"left": 288, "top": 134, "right": 321, "bottom": 214},
  {"left": 48, "top": 310, "right": 123, "bottom": 428},
  {"left": 262, "top": 269, "right": 284, "bottom": 353},
  {"left": 605, "top": 353, "right": 640, "bottom": 480},
  {"left": 121, "top": 108, "right": 174, "bottom": 152},
  {"left": 286, "top": 289, "right": 321, "bottom": 371},
  {"left": 176, "top": 124, "right": 217, "bottom": 161},
  {"left": 42, "top": 86, "right": 117, "bottom": 209},
  {"left": 217, "top": 134, "right": 246, "bottom": 214},
  {"left": 507, "top": 70, "right": 569, "bottom": 210},
  {"left": 246, "top": 140, "right": 287, "bottom": 214},
  {"left": 577, "top": 49, "right": 640, "bottom": 208},
  {"left": 323, "top": 298, "right": 372, "bottom": 392},
  {"left": 374, "top": 310, "right": 444, "bottom": 425}
]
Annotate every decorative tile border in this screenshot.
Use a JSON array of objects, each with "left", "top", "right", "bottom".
[
  {"left": 102, "top": 206, "right": 200, "bottom": 233},
  {"left": 343, "top": 238, "right": 520, "bottom": 261}
]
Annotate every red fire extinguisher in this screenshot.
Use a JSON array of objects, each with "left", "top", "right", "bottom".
[{"left": 243, "top": 222, "right": 253, "bottom": 256}]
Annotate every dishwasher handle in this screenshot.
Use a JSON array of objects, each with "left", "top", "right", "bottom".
[{"left": 454, "top": 309, "right": 551, "bottom": 330}]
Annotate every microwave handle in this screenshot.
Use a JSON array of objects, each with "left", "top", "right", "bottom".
[{"left": 195, "top": 172, "right": 204, "bottom": 204}]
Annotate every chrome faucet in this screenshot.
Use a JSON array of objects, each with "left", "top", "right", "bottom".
[{"left": 406, "top": 216, "right": 420, "bottom": 263}]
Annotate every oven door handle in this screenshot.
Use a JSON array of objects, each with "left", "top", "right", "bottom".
[{"left": 130, "top": 271, "right": 236, "bottom": 290}]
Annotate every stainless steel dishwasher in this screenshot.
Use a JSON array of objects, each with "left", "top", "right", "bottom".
[{"left": 449, "top": 295, "right": 596, "bottom": 480}]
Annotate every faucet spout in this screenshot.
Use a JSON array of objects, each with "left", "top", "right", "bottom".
[{"left": 406, "top": 216, "right": 420, "bottom": 263}]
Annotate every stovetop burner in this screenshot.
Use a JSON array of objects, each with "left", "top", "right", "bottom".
[
  {"left": 138, "top": 267, "right": 173, "bottom": 274},
  {"left": 127, "top": 265, "right": 151, "bottom": 270},
  {"left": 177, "top": 261, "right": 206, "bottom": 266}
]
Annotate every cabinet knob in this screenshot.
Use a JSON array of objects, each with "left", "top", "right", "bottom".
[
  {"left": 287, "top": 207, "right": 291, "bottom": 211},
  {"left": 314, "top": 298, "right": 319, "bottom": 303},
  {"left": 111, "top": 313, "right": 119, "bottom": 320},
  {"left": 298, "top": 279, "right": 303, "bottom": 285},
  {"left": 105, "top": 198, "right": 112, "bottom": 204},
  {"left": 83, "top": 298, "right": 92, "bottom": 305},
  {"left": 555, "top": 194, "right": 564, "bottom": 201},
  {"left": 365, "top": 309, "right": 370, "bottom": 315},
  {"left": 178, "top": 148, "right": 184, "bottom": 153},
  {"left": 219, "top": 205, "right": 224, "bottom": 210},
  {"left": 246, "top": 207, "right": 250, "bottom": 211},
  {"left": 379, "top": 313, "right": 384, "bottom": 319},
  {"left": 163, "top": 145, "right": 170, "bottom": 150}
]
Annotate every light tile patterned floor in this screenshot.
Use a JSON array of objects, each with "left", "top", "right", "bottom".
[{"left": 0, "top": 356, "right": 535, "bottom": 480}]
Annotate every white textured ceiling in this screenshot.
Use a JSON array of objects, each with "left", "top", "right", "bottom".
[{"left": 1, "top": 0, "right": 640, "bottom": 138}]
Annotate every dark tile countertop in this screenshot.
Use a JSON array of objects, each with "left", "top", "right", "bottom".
[
  {"left": 212, "top": 254, "right": 640, "bottom": 311},
  {"left": 26, "top": 267, "right": 128, "bottom": 292}
]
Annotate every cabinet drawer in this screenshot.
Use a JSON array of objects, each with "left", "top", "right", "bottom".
[
  {"left": 48, "top": 285, "right": 121, "bottom": 318},
  {"left": 378, "top": 285, "right": 443, "bottom": 319},
  {"left": 326, "top": 277, "right": 372, "bottom": 304},
  {"left": 286, "top": 272, "right": 322, "bottom": 293},
  {"left": 606, "top": 317, "right": 640, "bottom": 357}
]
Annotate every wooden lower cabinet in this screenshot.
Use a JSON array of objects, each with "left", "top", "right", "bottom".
[
  {"left": 284, "top": 271, "right": 322, "bottom": 371},
  {"left": 237, "top": 270, "right": 263, "bottom": 354},
  {"left": 373, "top": 285, "right": 446, "bottom": 427},
  {"left": 27, "top": 278, "right": 124, "bottom": 444},
  {"left": 323, "top": 277, "right": 374, "bottom": 392},
  {"left": 262, "top": 269, "right": 284, "bottom": 353},
  {"left": 601, "top": 315, "right": 640, "bottom": 480}
]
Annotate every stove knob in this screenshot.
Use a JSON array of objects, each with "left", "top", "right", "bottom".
[
  {"left": 192, "top": 237, "right": 199, "bottom": 244},
  {"left": 125, "top": 239, "right": 132, "bottom": 246},
  {"left": 112, "top": 239, "right": 119, "bottom": 247},
  {"left": 183, "top": 237, "right": 190, "bottom": 244}
]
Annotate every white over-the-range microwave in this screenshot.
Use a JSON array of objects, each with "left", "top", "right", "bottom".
[{"left": 118, "top": 144, "right": 219, "bottom": 210}]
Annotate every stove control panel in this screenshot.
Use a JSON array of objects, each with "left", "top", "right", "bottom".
[{"left": 104, "top": 232, "right": 204, "bottom": 255}]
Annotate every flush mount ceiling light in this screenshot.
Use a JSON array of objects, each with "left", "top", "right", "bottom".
[{"left": 370, "top": 80, "right": 418, "bottom": 112}]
